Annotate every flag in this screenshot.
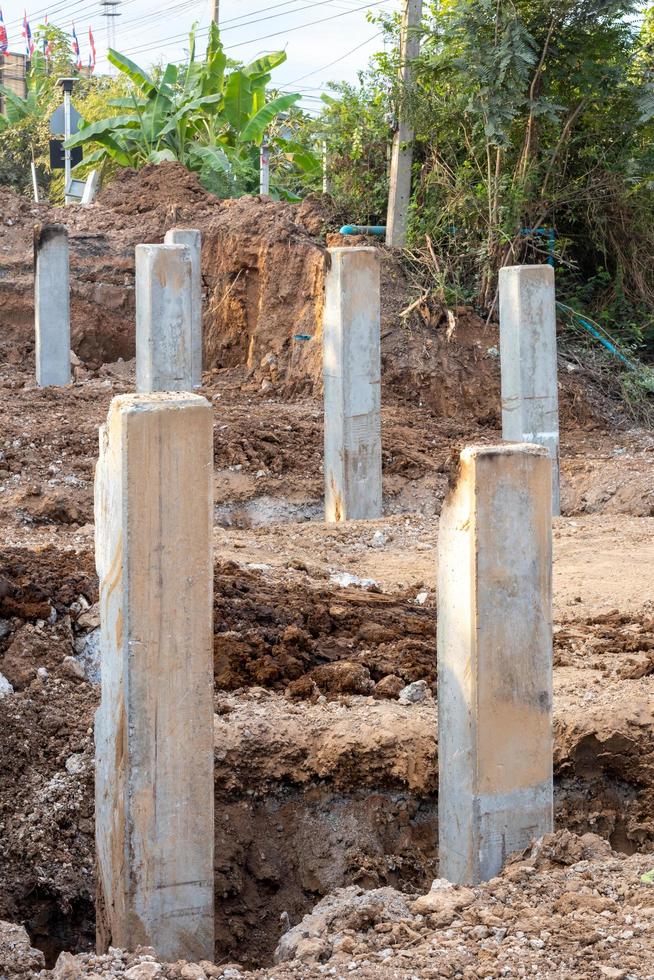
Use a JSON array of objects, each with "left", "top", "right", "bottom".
[
  {"left": 22, "top": 10, "right": 34, "bottom": 57},
  {"left": 43, "top": 13, "right": 52, "bottom": 58},
  {"left": 89, "top": 25, "right": 96, "bottom": 73},
  {"left": 71, "top": 22, "right": 81, "bottom": 69},
  {"left": 0, "top": 8, "right": 8, "bottom": 54}
]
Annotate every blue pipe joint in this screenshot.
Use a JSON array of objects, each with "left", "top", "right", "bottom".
[{"left": 339, "top": 225, "right": 387, "bottom": 236}]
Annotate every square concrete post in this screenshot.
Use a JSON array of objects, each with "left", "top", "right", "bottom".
[
  {"left": 164, "top": 228, "right": 202, "bottom": 388},
  {"left": 323, "top": 247, "right": 382, "bottom": 522},
  {"left": 94, "top": 392, "right": 214, "bottom": 962},
  {"left": 437, "top": 443, "right": 553, "bottom": 885},
  {"left": 34, "top": 224, "right": 71, "bottom": 387},
  {"left": 136, "top": 244, "right": 193, "bottom": 393},
  {"left": 499, "top": 264, "right": 560, "bottom": 514}
]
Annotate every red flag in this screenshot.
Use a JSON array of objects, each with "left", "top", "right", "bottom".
[
  {"left": 22, "top": 10, "right": 34, "bottom": 56},
  {"left": 43, "top": 13, "right": 53, "bottom": 58},
  {"left": 0, "top": 8, "right": 8, "bottom": 54},
  {"left": 71, "top": 22, "right": 81, "bottom": 69},
  {"left": 89, "top": 25, "right": 96, "bottom": 73}
]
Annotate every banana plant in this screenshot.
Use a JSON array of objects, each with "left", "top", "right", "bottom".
[{"left": 64, "top": 23, "right": 318, "bottom": 196}]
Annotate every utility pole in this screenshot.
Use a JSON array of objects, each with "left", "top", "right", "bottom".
[
  {"left": 385, "top": 0, "right": 422, "bottom": 248},
  {"left": 100, "top": 0, "right": 121, "bottom": 53},
  {"left": 212, "top": 0, "right": 219, "bottom": 25}
]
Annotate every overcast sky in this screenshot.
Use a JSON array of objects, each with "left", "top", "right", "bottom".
[{"left": 1, "top": 0, "right": 398, "bottom": 112}]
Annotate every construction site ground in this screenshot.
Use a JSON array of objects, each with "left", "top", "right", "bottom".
[{"left": 0, "top": 167, "right": 653, "bottom": 978}]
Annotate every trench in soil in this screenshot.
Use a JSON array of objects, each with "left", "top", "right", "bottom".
[
  {"left": 2, "top": 550, "right": 654, "bottom": 969},
  {"left": 15, "top": 777, "right": 654, "bottom": 970}
]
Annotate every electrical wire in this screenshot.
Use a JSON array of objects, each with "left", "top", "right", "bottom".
[
  {"left": 117, "top": 0, "right": 368, "bottom": 57},
  {"left": 4, "top": 0, "right": 138, "bottom": 31},
  {"left": 118, "top": 0, "right": 389, "bottom": 59},
  {"left": 113, "top": 0, "right": 207, "bottom": 33},
  {"left": 281, "top": 29, "right": 382, "bottom": 86}
]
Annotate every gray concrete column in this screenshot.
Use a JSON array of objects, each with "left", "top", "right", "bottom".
[
  {"left": 135, "top": 244, "right": 193, "bottom": 393},
  {"left": 437, "top": 443, "right": 553, "bottom": 885},
  {"left": 499, "top": 264, "right": 560, "bottom": 514},
  {"left": 34, "top": 224, "right": 71, "bottom": 387},
  {"left": 94, "top": 392, "right": 214, "bottom": 961},
  {"left": 164, "top": 228, "right": 202, "bottom": 388},
  {"left": 323, "top": 247, "right": 382, "bottom": 522}
]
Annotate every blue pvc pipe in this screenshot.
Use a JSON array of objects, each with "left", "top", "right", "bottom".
[
  {"left": 339, "top": 224, "right": 386, "bottom": 236},
  {"left": 522, "top": 226, "right": 556, "bottom": 266},
  {"left": 556, "top": 302, "right": 636, "bottom": 371}
]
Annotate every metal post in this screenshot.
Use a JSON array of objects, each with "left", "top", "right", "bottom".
[
  {"left": 260, "top": 137, "right": 270, "bottom": 196},
  {"left": 322, "top": 140, "right": 330, "bottom": 195},
  {"left": 58, "top": 78, "right": 76, "bottom": 206},
  {"left": 64, "top": 88, "right": 71, "bottom": 203},
  {"left": 385, "top": 0, "right": 422, "bottom": 247},
  {"left": 31, "top": 161, "right": 40, "bottom": 204}
]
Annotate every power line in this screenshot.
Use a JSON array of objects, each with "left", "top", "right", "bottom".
[
  {"left": 105, "top": 0, "right": 207, "bottom": 46},
  {"left": 282, "top": 29, "right": 382, "bottom": 86},
  {"left": 113, "top": 0, "right": 207, "bottom": 32},
  {"left": 99, "top": 0, "right": 359, "bottom": 49},
  {"left": 118, "top": 0, "right": 370, "bottom": 57},
  {"left": 118, "top": 0, "right": 389, "bottom": 59},
  {"left": 4, "top": 0, "right": 139, "bottom": 31}
]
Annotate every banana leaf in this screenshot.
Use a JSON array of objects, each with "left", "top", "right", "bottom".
[
  {"left": 64, "top": 114, "right": 140, "bottom": 149},
  {"left": 238, "top": 93, "right": 300, "bottom": 144},
  {"left": 243, "top": 51, "right": 287, "bottom": 80},
  {"left": 107, "top": 49, "right": 157, "bottom": 97},
  {"left": 224, "top": 70, "right": 253, "bottom": 131}
]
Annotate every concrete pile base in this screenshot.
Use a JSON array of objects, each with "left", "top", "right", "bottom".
[
  {"left": 437, "top": 443, "right": 553, "bottom": 884},
  {"left": 323, "top": 247, "right": 382, "bottom": 522},
  {"left": 34, "top": 224, "right": 71, "bottom": 387},
  {"left": 94, "top": 392, "right": 214, "bottom": 960}
]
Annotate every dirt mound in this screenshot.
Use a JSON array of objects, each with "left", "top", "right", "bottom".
[
  {"left": 213, "top": 560, "right": 433, "bottom": 692},
  {"left": 0, "top": 175, "right": 328, "bottom": 369},
  {"left": 96, "top": 161, "right": 215, "bottom": 214},
  {"left": 273, "top": 830, "right": 653, "bottom": 975},
  {"left": 0, "top": 173, "right": 643, "bottom": 440}
]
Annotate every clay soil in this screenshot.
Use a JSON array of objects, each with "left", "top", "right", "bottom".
[{"left": 0, "top": 167, "right": 653, "bottom": 979}]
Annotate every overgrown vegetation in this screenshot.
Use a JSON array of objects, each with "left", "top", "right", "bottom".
[
  {"left": 316, "top": 1, "right": 654, "bottom": 368},
  {"left": 0, "top": 23, "right": 318, "bottom": 201},
  {"left": 64, "top": 25, "right": 319, "bottom": 199}
]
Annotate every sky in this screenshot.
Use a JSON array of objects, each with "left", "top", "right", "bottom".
[{"left": 0, "top": 0, "right": 398, "bottom": 113}]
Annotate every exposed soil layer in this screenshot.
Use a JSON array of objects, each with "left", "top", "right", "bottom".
[
  {"left": 1, "top": 359, "right": 653, "bottom": 533},
  {"left": 0, "top": 164, "right": 649, "bottom": 437},
  {"left": 0, "top": 165, "right": 326, "bottom": 373},
  {"left": 1, "top": 530, "right": 653, "bottom": 969}
]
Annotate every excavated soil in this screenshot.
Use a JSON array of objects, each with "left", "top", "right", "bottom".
[
  {"left": 1, "top": 514, "right": 653, "bottom": 972},
  {"left": 0, "top": 175, "right": 653, "bottom": 978}
]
